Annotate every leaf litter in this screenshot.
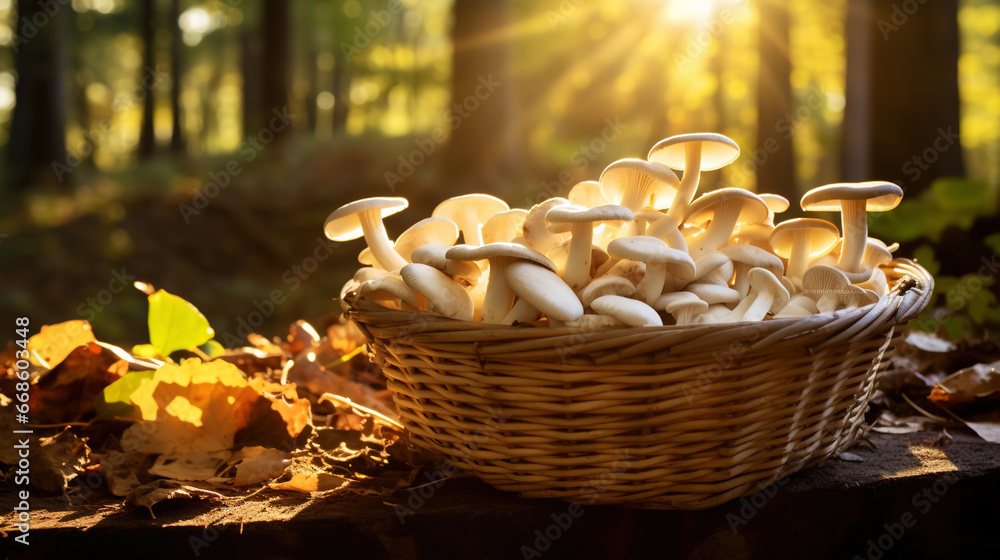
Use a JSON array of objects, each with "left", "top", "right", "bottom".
[{"left": 1, "top": 312, "right": 421, "bottom": 518}]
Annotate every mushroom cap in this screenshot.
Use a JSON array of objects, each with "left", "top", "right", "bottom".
[
  {"left": 863, "top": 238, "right": 894, "bottom": 268},
  {"left": 800, "top": 181, "right": 903, "bottom": 212},
  {"left": 546, "top": 204, "right": 635, "bottom": 230},
  {"left": 685, "top": 188, "right": 769, "bottom": 225},
  {"left": 393, "top": 217, "right": 460, "bottom": 262},
  {"left": 656, "top": 291, "right": 709, "bottom": 314},
  {"left": 747, "top": 267, "right": 790, "bottom": 312},
  {"left": 769, "top": 218, "right": 841, "bottom": 259},
  {"left": 732, "top": 222, "right": 775, "bottom": 247},
  {"left": 360, "top": 275, "right": 420, "bottom": 309},
  {"left": 599, "top": 159, "right": 679, "bottom": 210},
  {"left": 505, "top": 261, "right": 584, "bottom": 322},
  {"left": 446, "top": 242, "right": 556, "bottom": 271},
  {"left": 410, "top": 244, "right": 483, "bottom": 287},
  {"left": 482, "top": 209, "right": 528, "bottom": 245},
  {"left": 590, "top": 295, "right": 663, "bottom": 327},
  {"left": 522, "top": 198, "right": 571, "bottom": 252},
  {"left": 685, "top": 282, "right": 741, "bottom": 305},
  {"left": 580, "top": 276, "right": 636, "bottom": 307},
  {"left": 801, "top": 265, "right": 851, "bottom": 298},
  {"left": 400, "top": 263, "right": 474, "bottom": 321},
  {"left": 718, "top": 245, "right": 784, "bottom": 274},
  {"left": 760, "top": 194, "right": 790, "bottom": 215},
  {"left": 844, "top": 285, "right": 880, "bottom": 307},
  {"left": 432, "top": 193, "right": 509, "bottom": 224},
  {"left": 692, "top": 251, "right": 732, "bottom": 280},
  {"left": 324, "top": 197, "right": 408, "bottom": 241},
  {"left": 647, "top": 133, "right": 740, "bottom": 171},
  {"left": 352, "top": 266, "right": 390, "bottom": 284},
  {"left": 568, "top": 180, "right": 610, "bottom": 208},
  {"left": 358, "top": 246, "right": 377, "bottom": 267},
  {"left": 607, "top": 236, "right": 697, "bottom": 280},
  {"left": 634, "top": 207, "right": 665, "bottom": 225}
]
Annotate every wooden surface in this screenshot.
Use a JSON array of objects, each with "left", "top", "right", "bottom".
[{"left": 3, "top": 430, "right": 1000, "bottom": 559}]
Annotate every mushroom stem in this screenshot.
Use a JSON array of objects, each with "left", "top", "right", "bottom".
[
  {"left": 787, "top": 233, "right": 810, "bottom": 280},
  {"left": 666, "top": 142, "right": 702, "bottom": 222},
  {"left": 648, "top": 216, "right": 689, "bottom": 253},
  {"left": 460, "top": 209, "right": 486, "bottom": 246},
  {"left": 732, "top": 263, "right": 751, "bottom": 299},
  {"left": 635, "top": 262, "right": 666, "bottom": 304},
  {"left": 742, "top": 291, "right": 775, "bottom": 322},
  {"left": 480, "top": 267, "right": 514, "bottom": 323},
  {"left": 359, "top": 210, "right": 408, "bottom": 271},
  {"left": 727, "top": 295, "right": 755, "bottom": 322},
  {"left": 502, "top": 299, "right": 540, "bottom": 325},
  {"left": 816, "top": 293, "right": 841, "bottom": 313},
  {"left": 563, "top": 223, "right": 595, "bottom": 291},
  {"left": 687, "top": 204, "right": 739, "bottom": 257},
  {"left": 838, "top": 199, "right": 868, "bottom": 273}
]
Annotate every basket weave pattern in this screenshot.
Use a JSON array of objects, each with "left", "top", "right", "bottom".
[{"left": 348, "top": 260, "right": 933, "bottom": 509}]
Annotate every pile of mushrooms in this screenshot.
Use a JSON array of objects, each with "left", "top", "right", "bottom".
[{"left": 327, "top": 133, "right": 906, "bottom": 329}]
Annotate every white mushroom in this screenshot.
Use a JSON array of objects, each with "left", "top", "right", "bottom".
[
  {"left": 607, "top": 236, "right": 696, "bottom": 304},
  {"left": 647, "top": 133, "right": 740, "bottom": 222},
  {"left": 410, "top": 244, "right": 482, "bottom": 288},
  {"left": 324, "top": 197, "right": 409, "bottom": 271},
  {"left": 483, "top": 209, "right": 528, "bottom": 245},
  {"left": 503, "top": 260, "right": 584, "bottom": 324},
  {"left": 400, "top": 263, "right": 474, "bottom": 321},
  {"left": 432, "top": 194, "right": 509, "bottom": 246},
  {"left": 768, "top": 218, "right": 841, "bottom": 286},
  {"left": 394, "top": 217, "right": 460, "bottom": 262},
  {"left": 446, "top": 243, "right": 555, "bottom": 323},
  {"left": 684, "top": 189, "right": 769, "bottom": 257},
  {"left": 590, "top": 295, "right": 662, "bottom": 327},
  {"left": 546, "top": 204, "right": 634, "bottom": 291},
  {"left": 732, "top": 268, "right": 789, "bottom": 322},
  {"left": 656, "top": 292, "right": 708, "bottom": 325},
  {"left": 580, "top": 276, "right": 636, "bottom": 307}
]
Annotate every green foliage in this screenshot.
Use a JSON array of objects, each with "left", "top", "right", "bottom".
[
  {"left": 147, "top": 289, "right": 215, "bottom": 358},
  {"left": 870, "top": 177, "right": 993, "bottom": 243},
  {"left": 96, "top": 370, "right": 155, "bottom": 419}
]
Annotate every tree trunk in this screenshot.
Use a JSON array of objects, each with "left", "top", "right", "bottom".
[
  {"left": 6, "top": 0, "right": 68, "bottom": 189},
  {"left": 169, "top": 0, "right": 185, "bottom": 154},
  {"left": 331, "top": 60, "right": 350, "bottom": 132},
  {"left": 259, "top": 0, "right": 291, "bottom": 147},
  {"left": 756, "top": 0, "right": 797, "bottom": 207},
  {"left": 138, "top": 0, "right": 157, "bottom": 158},
  {"left": 446, "top": 0, "right": 520, "bottom": 194},
  {"left": 241, "top": 29, "right": 261, "bottom": 139},
  {"left": 841, "top": 0, "right": 964, "bottom": 194}
]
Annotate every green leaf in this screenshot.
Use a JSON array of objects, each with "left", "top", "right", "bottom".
[
  {"left": 95, "top": 370, "right": 156, "bottom": 419},
  {"left": 985, "top": 233, "right": 1000, "bottom": 256},
  {"left": 868, "top": 200, "right": 928, "bottom": 242},
  {"left": 199, "top": 339, "right": 226, "bottom": 358},
  {"left": 132, "top": 344, "right": 160, "bottom": 359},
  {"left": 913, "top": 245, "right": 940, "bottom": 277},
  {"left": 147, "top": 290, "right": 214, "bottom": 357},
  {"left": 930, "top": 177, "right": 991, "bottom": 214}
]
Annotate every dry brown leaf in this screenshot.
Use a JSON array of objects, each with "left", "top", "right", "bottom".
[
  {"left": 929, "top": 360, "right": 1000, "bottom": 406},
  {"left": 33, "top": 429, "right": 91, "bottom": 493},
  {"left": 96, "top": 451, "right": 151, "bottom": 497},
  {"left": 148, "top": 450, "right": 232, "bottom": 481},
  {"left": 28, "top": 320, "right": 97, "bottom": 368},
  {"left": 126, "top": 479, "right": 225, "bottom": 517},
  {"left": 229, "top": 446, "right": 290, "bottom": 486},
  {"left": 29, "top": 342, "right": 129, "bottom": 423},
  {"left": 268, "top": 457, "right": 347, "bottom": 493},
  {"left": 121, "top": 359, "right": 259, "bottom": 455},
  {"left": 962, "top": 412, "right": 1000, "bottom": 444},
  {"left": 284, "top": 320, "right": 320, "bottom": 355}
]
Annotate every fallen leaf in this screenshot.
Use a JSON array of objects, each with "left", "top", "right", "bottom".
[
  {"left": 284, "top": 320, "right": 320, "bottom": 355},
  {"left": 269, "top": 457, "right": 347, "bottom": 493},
  {"left": 33, "top": 429, "right": 91, "bottom": 493},
  {"left": 95, "top": 451, "right": 151, "bottom": 496},
  {"left": 904, "top": 331, "right": 957, "bottom": 353},
  {"left": 148, "top": 450, "right": 232, "bottom": 481},
  {"left": 929, "top": 360, "right": 1000, "bottom": 406},
  {"left": 28, "top": 321, "right": 96, "bottom": 368},
  {"left": 962, "top": 413, "right": 1000, "bottom": 444},
  {"left": 29, "top": 342, "right": 129, "bottom": 423},
  {"left": 126, "top": 479, "right": 225, "bottom": 517},
  {"left": 837, "top": 452, "right": 865, "bottom": 462},
  {"left": 229, "top": 446, "right": 290, "bottom": 486},
  {"left": 120, "top": 359, "right": 259, "bottom": 455}
]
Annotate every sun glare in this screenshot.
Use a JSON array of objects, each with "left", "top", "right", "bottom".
[{"left": 662, "top": 0, "right": 715, "bottom": 24}]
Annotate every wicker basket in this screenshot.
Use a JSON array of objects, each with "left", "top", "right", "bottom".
[{"left": 346, "top": 259, "right": 933, "bottom": 509}]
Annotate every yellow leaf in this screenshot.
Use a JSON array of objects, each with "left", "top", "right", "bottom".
[
  {"left": 28, "top": 321, "right": 96, "bottom": 368},
  {"left": 121, "top": 359, "right": 258, "bottom": 456},
  {"left": 229, "top": 446, "right": 290, "bottom": 486}
]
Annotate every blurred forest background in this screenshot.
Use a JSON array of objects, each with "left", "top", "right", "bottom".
[{"left": 0, "top": 0, "right": 998, "bottom": 345}]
